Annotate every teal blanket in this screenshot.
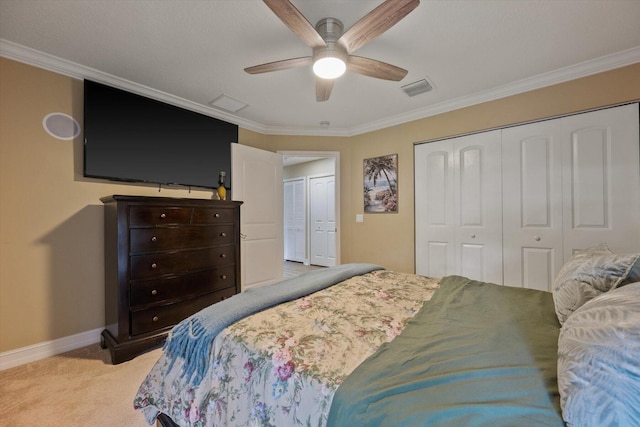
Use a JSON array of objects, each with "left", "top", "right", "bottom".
[
  {"left": 327, "top": 275, "right": 565, "bottom": 427},
  {"left": 163, "top": 263, "right": 384, "bottom": 386}
]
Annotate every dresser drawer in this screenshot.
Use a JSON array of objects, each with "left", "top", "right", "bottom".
[
  {"left": 130, "top": 265, "right": 236, "bottom": 307},
  {"left": 130, "top": 287, "right": 235, "bottom": 336},
  {"left": 130, "top": 225, "right": 235, "bottom": 253},
  {"left": 130, "top": 246, "right": 235, "bottom": 280},
  {"left": 129, "top": 206, "right": 192, "bottom": 226},
  {"left": 192, "top": 207, "right": 235, "bottom": 224}
]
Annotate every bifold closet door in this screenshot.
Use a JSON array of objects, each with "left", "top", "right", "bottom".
[
  {"left": 560, "top": 104, "right": 640, "bottom": 258},
  {"left": 283, "top": 178, "right": 306, "bottom": 263},
  {"left": 502, "top": 120, "right": 564, "bottom": 291},
  {"left": 454, "top": 131, "right": 503, "bottom": 284},
  {"left": 502, "top": 103, "right": 640, "bottom": 291},
  {"left": 415, "top": 139, "right": 455, "bottom": 278},
  {"left": 415, "top": 131, "right": 502, "bottom": 283}
]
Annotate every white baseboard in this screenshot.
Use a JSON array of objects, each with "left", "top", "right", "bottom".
[{"left": 0, "top": 327, "right": 103, "bottom": 371}]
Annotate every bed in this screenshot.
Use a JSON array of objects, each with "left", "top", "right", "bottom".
[{"left": 134, "top": 245, "right": 640, "bottom": 427}]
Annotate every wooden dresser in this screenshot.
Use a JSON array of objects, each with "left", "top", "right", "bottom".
[{"left": 100, "top": 195, "right": 242, "bottom": 364}]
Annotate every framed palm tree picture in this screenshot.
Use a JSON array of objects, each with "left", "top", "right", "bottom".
[{"left": 363, "top": 153, "right": 398, "bottom": 213}]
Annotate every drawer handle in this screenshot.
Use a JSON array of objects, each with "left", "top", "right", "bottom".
[
  {"left": 220, "top": 253, "right": 227, "bottom": 259},
  {"left": 152, "top": 316, "right": 159, "bottom": 322},
  {"left": 214, "top": 213, "right": 221, "bottom": 218},
  {"left": 220, "top": 275, "right": 227, "bottom": 280},
  {"left": 151, "top": 263, "right": 158, "bottom": 269},
  {"left": 160, "top": 213, "right": 166, "bottom": 219},
  {"left": 219, "top": 232, "right": 227, "bottom": 237},
  {"left": 151, "top": 236, "right": 157, "bottom": 242},
  {"left": 151, "top": 289, "right": 158, "bottom": 295}
]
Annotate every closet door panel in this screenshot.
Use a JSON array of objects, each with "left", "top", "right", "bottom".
[
  {"left": 502, "top": 121, "right": 563, "bottom": 290},
  {"left": 521, "top": 248, "right": 555, "bottom": 291},
  {"left": 459, "top": 243, "right": 486, "bottom": 280},
  {"left": 569, "top": 127, "right": 608, "bottom": 228},
  {"left": 562, "top": 104, "right": 640, "bottom": 257},
  {"left": 415, "top": 141, "right": 455, "bottom": 277},
  {"left": 454, "top": 131, "right": 503, "bottom": 284}
]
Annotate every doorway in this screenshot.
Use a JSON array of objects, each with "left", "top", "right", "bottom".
[{"left": 280, "top": 151, "right": 340, "bottom": 267}]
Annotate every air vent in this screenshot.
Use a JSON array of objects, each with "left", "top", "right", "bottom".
[
  {"left": 209, "top": 94, "right": 248, "bottom": 113},
  {"left": 401, "top": 79, "right": 433, "bottom": 97}
]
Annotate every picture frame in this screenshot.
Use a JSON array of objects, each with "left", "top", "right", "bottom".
[{"left": 363, "top": 153, "right": 398, "bottom": 213}]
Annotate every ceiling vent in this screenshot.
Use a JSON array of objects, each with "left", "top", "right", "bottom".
[
  {"left": 401, "top": 79, "right": 433, "bottom": 97},
  {"left": 209, "top": 94, "right": 248, "bottom": 113}
]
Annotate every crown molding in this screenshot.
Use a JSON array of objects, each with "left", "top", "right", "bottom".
[
  {"left": 3, "top": 39, "right": 639, "bottom": 137},
  {"left": 0, "top": 39, "right": 267, "bottom": 135},
  {"left": 350, "top": 46, "right": 640, "bottom": 136}
]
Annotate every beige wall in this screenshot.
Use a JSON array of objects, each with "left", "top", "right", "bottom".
[
  {"left": 0, "top": 58, "right": 213, "bottom": 352},
  {"left": 284, "top": 158, "right": 335, "bottom": 180},
  {"left": 249, "top": 63, "right": 640, "bottom": 274},
  {"left": 1, "top": 55, "right": 639, "bottom": 353}
]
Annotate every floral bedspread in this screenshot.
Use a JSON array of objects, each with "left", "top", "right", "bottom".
[{"left": 134, "top": 270, "right": 440, "bottom": 427}]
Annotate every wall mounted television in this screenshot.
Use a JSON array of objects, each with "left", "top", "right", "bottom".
[{"left": 83, "top": 79, "right": 237, "bottom": 190}]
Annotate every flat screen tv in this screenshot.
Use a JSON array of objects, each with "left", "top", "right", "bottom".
[{"left": 83, "top": 80, "right": 237, "bottom": 190}]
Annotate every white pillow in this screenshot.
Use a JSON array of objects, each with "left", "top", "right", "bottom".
[
  {"left": 557, "top": 282, "right": 640, "bottom": 427},
  {"left": 552, "top": 243, "right": 640, "bottom": 324}
]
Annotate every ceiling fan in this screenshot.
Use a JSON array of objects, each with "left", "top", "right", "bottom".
[{"left": 245, "top": 0, "right": 420, "bottom": 102}]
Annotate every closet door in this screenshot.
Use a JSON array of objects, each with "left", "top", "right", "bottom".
[
  {"left": 415, "top": 140, "right": 455, "bottom": 278},
  {"left": 283, "top": 178, "right": 306, "bottom": 263},
  {"left": 502, "top": 120, "right": 564, "bottom": 291},
  {"left": 561, "top": 104, "right": 640, "bottom": 256},
  {"left": 415, "top": 131, "right": 502, "bottom": 283},
  {"left": 453, "top": 131, "right": 503, "bottom": 284},
  {"left": 502, "top": 103, "right": 639, "bottom": 291}
]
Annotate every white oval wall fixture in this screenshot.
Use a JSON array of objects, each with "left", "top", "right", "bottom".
[{"left": 42, "top": 112, "right": 81, "bottom": 140}]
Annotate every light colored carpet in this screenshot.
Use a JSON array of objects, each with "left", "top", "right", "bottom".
[
  {"left": 0, "top": 344, "right": 163, "bottom": 427},
  {"left": 0, "top": 263, "right": 320, "bottom": 426}
]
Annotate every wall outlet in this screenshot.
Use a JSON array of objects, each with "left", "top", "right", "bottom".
[{"left": 356, "top": 214, "right": 364, "bottom": 223}]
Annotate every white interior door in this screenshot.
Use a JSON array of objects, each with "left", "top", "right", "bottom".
[
  {"left": 453, "top": 131, "right": 503, "bottom": 284},
  {"left": 309, "top": 175, "right": 336, "bottom": 267},
  {"left": 231, "top": 144, "right": 283, "bottom": 290},
  {"left": 415, "top": 140, "right": 456, "bottom": 278},
  {"left": 502, "top": 120, "right": 564, "bottom": 291},
  {"left": 415, "top": 132, "right": 502, "bottom": 283},
  {"left": 561, "top": 103, "right": 640, "bottom": 257}
]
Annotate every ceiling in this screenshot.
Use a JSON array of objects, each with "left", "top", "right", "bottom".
[{"left": 1, "top": 0, "right": 639, "bottom": 137}]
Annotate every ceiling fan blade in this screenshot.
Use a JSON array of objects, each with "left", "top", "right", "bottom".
[
  {"left": 339, "top": 0, "right": 420, "bottom": 53},
  {"left": 244, "top": 56, "right": 312, "bottom": 74},
  {"left": 348, "top": 56, "right": 408, "bottom": 81},
  {"left": 263, "top": 0, "right": 326, "bottom": 48},
  {"left": 316, "top": 77, "right": 334, "bottom": 102}
]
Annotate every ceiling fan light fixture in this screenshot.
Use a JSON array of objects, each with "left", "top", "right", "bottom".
[
  {"left": 312, "top": 37, "right": 348, "bottom": 80},
  {"left": 313, "top": 56, "right": 346, "bottom": 79}
]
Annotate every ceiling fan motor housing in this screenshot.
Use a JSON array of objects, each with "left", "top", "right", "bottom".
[{"left": 313, "top": 18, "right": 348, "bottom": 70}]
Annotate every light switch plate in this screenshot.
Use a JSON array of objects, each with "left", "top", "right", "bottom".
[{"left": 356, "top": 214, "right": 364, "bottom": 223}]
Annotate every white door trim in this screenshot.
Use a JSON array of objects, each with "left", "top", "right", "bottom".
[{"left": 279, "top": 151, "right": 341, "bottom": 266}]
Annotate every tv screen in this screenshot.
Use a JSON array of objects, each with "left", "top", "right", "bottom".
[{"left": 83, "top": 80, "right": 237, "bottom": 190}]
